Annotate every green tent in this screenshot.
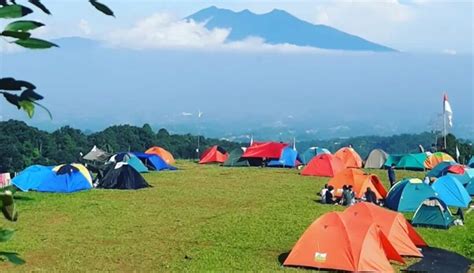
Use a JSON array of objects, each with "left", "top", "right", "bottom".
[
  {"left": 396, "top": 153, "right": 427, "bottom": 171},
  {"left": 223, "top": 148, "right": 250, "bottom": 167},
  {"left": 412, "top": 197, "right": 454, "bottom": 229},
  {"left": 383, "top": 154, "right": 405, "bottom": 168}
]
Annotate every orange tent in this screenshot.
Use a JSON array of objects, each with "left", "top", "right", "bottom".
[
  {"left": 301, "top": 154, "right": 345, "bottom": 177},
  {"left": 284, "top": 212, "right": 404, "bottom": 272},
  {"left": 334, "top": 147, "right": 363, "bottom": 168},
  {"left": 328, "top": 168, "right": 387, "bottom": 199},
  {"left": 424, "top": 152, "right": 455, "bottom": 169},
  {"left": 199, "top": 145, "right": 228, "bottom": 164},
  {"left": 145, "top": 146, "right": 175, "bottom": 164},
  {"left": 343, "top": 202, "right": 426, "bottom": 257}
]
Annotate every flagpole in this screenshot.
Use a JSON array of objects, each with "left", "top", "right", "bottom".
[{"left": 443, "top": 93, "right": 447, "bottom": 150}]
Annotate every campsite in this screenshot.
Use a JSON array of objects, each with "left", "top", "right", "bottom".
[
  {"left": 0, "top": 1, "right": 472, "bottom": 272},
  {"left": 0, "top": 161, "right": 472, "bottom": 272}
]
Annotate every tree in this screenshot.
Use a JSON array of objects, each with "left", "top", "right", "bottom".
[{"left": 0, "top": 0, "right": 114, "bottom": 117}]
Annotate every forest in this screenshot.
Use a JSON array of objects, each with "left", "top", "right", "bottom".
[{"left": 0, "top": 119, "right": 472, "bottom": 172}]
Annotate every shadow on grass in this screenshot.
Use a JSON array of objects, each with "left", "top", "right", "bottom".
[
  {"left": 277, "top": 252, "right": 289, "bottom": 265},
  {"left": 13, "top": 195, "right": 35, "bottom": 202},
  {"left": 0, "top": 252, "right": 25, "bottom": 265}
]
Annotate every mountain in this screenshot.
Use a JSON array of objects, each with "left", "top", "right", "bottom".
[{"left": 186, "top": 6, "right": 395, "bottom": 52}]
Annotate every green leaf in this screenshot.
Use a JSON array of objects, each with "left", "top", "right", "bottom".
[
  {"left": 0, "top": 252, "right": 25, "bottom": 265},
  {"left": 14, "top": 38, "right": 58, "bottom": 49},
  {"left": 1, "top": 30, "right": 31, "bottom": 40},
  {"left": 4, "top": 20, "right": 44, "bottom": 32},
  {"left": 89, "top": 0, "right": 114, "bottom": 17},
  {"left": 0, "top": 229, "right": 14, "bottom": 243},
  {"left": 28, "top": 0, "right": 51, "bottom": 15},
  {"left": 0, "top": 191, "right": 17, "bottom": 222},
  {"left": 0, "top": 5, "right": 33, "bottom": 19},
  {"left": 18, "top": 100, "right": 34, "bottom": 118}
]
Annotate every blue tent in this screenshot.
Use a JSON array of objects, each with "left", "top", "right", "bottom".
[
  {"left": 432, "top": 176, "right": 471, "bottom": 208},
  {"left": 299, "top": 147, "right": 330, "bottom": 165},
  {"left": 268, "top": 147, "right": 301, "bottom": 168},
  {"left": 12, "top": 165, "right": 55, "bottom": 192},
  {"left": 469, "top": 156, "right": 474, "bottom": 168},
  {"left": 13, "top": 164, "right": 92, "bottom": 193},
  {"left": 426, "top": 161, "right": 458, "bottom": 178},
  {"left": 385, "top": 178, "right": 438, "bottom": 212},
  {"left": 133, "top": 152, "right": 177, "bottom": 171},
  {"left": 112, "top": 152, "right": 148, "bottom": 173}
]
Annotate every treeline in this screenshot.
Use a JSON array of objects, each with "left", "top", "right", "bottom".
[
  {"left": 298, "top": 132, "right": 473, "bottom": 163},
  {"left": 0, "top": 120, "right": 241, "bottom": 172},
  {"left": 1, "top": 120, "right": 472, "bottom": 173}
]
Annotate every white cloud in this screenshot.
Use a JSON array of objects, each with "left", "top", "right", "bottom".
[
  {"left": 442, "top": 49, "right": 457, "bottom": 55},
  {"left": 181, "top": 112, "right": 193, "bottom": 116},
  {"left": 78, "top": 19, "right": 92, "bottom": 35}
]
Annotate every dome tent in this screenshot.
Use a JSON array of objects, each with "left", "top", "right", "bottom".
[
  {"left": 300, "top": 147, "right": 330, "bottom": 165},
  {"left": 199, "top": 145, "right": 228, "bottom": 164},
  {"left": 145, "top": 146, "right": 175, "bottom": 164},
  {"left": 223, "top": 148, "right": 251, "bottom": 167},
  {"left": 424, "top": 152, "right": 455, "bottom": 170},
  {"left": 365, "top": 149, "right": 389, "bottom": 169},
  {"left": 301, "top": 154, "right": 345, "bottom": 177},
  {"left": 267, "top": 147, "right": 301, "bottom": 168},
  {"left": 412, "top": 197, "right": 454, "bottom": 229},
  {"left": 328, "top": 169, "right": 387, "bottom": 199},
  {"left": 385, "top": 178, "right": 438, "bottom": 212},
  {"left": 431, "top": 176, "right": 470, "bottom": 208},
  {"left": 109, "top": 152, "right": 148, "bottom": 173},
  {"left": 98, "top": 163, "right": 150, "bottom": 190},
  {"left": 334, "top": 147, "right": 363, "bottom": 168}
]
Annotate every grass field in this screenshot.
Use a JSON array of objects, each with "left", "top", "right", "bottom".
[{"left": 0, "top": 161, "right": 472, "bottom": 272}]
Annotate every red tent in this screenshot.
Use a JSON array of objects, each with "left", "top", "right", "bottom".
[
  {"left": 284, "top": 212, "right": 404, "bottom": 272},
  {"left": 301, "top": 154, "right": 345, "bottom": 177},
  {"left": 199, "top": 146, "right": 228, "bottom": 164},
  {"left": 241, "top": 142, "right": 288, "bottom": 159}
]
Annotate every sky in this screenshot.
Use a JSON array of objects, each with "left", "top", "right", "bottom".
[{"left": 3, "top": 0, "right": 472, "bottom": 54}]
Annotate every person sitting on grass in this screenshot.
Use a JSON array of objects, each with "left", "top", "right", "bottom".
[
  {"left": 348, "top": 185, "right": 355, "bottom": 205},
  {"left": 340, "top": 185, "right": 352, "bottom": 206},
  {"left": 363, "top": 187, "right": 378, "bottom": 204},
  {"left": 325, "top": 185, "right": 336, "bottom": 205},
  {"left": 319, "top": 184, "right": 328, "bottom": 204}
]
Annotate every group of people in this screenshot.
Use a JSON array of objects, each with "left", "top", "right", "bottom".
[{"left": 320, "top": 184, "right": 381, "bottom": 206}]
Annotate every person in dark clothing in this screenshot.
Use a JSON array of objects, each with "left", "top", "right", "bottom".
[
  {"left": 325, "top": 185, "right": 336, "bottom": 204},
  {"left": 388, "top": 164, "right": 396, "bottom": 188},
  {"left": 341, "top": 185, "right": 352, "bottom": 206},
  {"left": 430, "top": 143, "right": 437, "bottom": 153},
  {"left": 364, "top": 187, "right": 378, "bottom": 204}
]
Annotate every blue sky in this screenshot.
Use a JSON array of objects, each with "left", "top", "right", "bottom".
[{"left": 18, "top": 0, "right": 473, "bottom": 54}]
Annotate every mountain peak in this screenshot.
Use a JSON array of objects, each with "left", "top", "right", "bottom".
[{"left": 187, "top": 7, "right": 395, "bottom": 52}]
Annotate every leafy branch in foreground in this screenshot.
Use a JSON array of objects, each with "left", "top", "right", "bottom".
[{"left": 0, "top": 0, "right": 114, "bottom": 117}]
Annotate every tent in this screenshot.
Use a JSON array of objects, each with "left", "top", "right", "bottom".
[
  {"left": 199, "top": 145, "right": 228, "bottom": 164},
  {"left": 13, "top": 164, "right": 93, "bottom": 193},
  {"left": 383, "top": 154, "right": 405, "bottom": 169},
  {"left": 283, "top": 212, "right": 404, "bottom": 272},
  {"left": 301, "top": 154, "right": 345, "bottom": 177},
  {"left": 334, "top": 147, "right": 363, "bottom": 168},
  {"left": 365, "top": 149, "right": 389, "bottom": 169},
  {"left": 328, "top": 169, "right": 387, "bottom": 199},
  {"left": 343, "top": 202, "right": 425, "bottom": 256},
  {"left": 469, "top": 156, "right": 474, "bottom": 168},
  {"left": 223, "top": 148, "right": 250, "bottom": 167},
  {"left": 385, "top": 178, "right": 438, "bottom": 212},
  {"left": 12, "top": 165, "right": 55, "bottom": 192},
  {"left": 98, "top": 163, "right": 149, "bottom": 190},
  {"left": 241, "top": 142, "right": 288, "bottom": 160},
  {"left": 267, "top": 147, "right": 301, "bottom": 168},
  {"left": 145, "top": 146, "right": 175, "bottom": 164},
  {"left": 133, "top": 152, "right": 176, "bottom": 171},
  {"left": 83, "top": 145, "right": 110, "bottom": 162},
  {"left": 110, "top": 152, "right": 148, "bottom": 173},
  {"left": 412, "top": 197, "right": 454, "bottom": 229},
  {"left": 424, "top": 152, "right": 455, "bottom": 170},
  {"left": 431, "top": 176, "right": 470, "bottom": 208},
  {"left": 396, "top": 153, "right": 427, "bottom": 171},
  {"left": 300, "top": 147, "right": 330, "bottom": 165},
  {"left": 427, "top": 161, "right": 459, "bottom": 178}
]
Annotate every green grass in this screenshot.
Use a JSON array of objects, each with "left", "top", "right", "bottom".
[{"left": 0, "top": 161, "right": 472, "bottom": 272}]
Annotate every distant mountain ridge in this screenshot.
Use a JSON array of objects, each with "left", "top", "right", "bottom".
[{"left": 186, "top": 6, "right": 395, "bottom": 52}]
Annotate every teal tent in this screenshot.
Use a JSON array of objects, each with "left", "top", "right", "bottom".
[
  {"left": 427, "top": 161, "right": 458, "bottom": 178},
  {"left": 223, "top": 148, "right": 250, "bottom": 167},
  {"left": 396, "top": 153, "right": 427, "bottom": 171},
  {"left": 383, "top": 154, "right": 405, "bottom": 169},
  {"left": 300, "top": 147, "right": 330, "bottom": 165},
  {"left": 385, "top": 178, "right": 438, "bottom": 212},
  {"left": 110, "top": 153, "right": 148, "bottom": 173},
  {"left": 431, "top": 176, "right": 470, "bottom": 208},
  {"left": 412, "top": 197, "right": 454, "bottom": 229}
]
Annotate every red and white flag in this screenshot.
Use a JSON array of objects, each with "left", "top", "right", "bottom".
[{"left": 443, "top": 94, "right": 453, "bottom": 127}]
